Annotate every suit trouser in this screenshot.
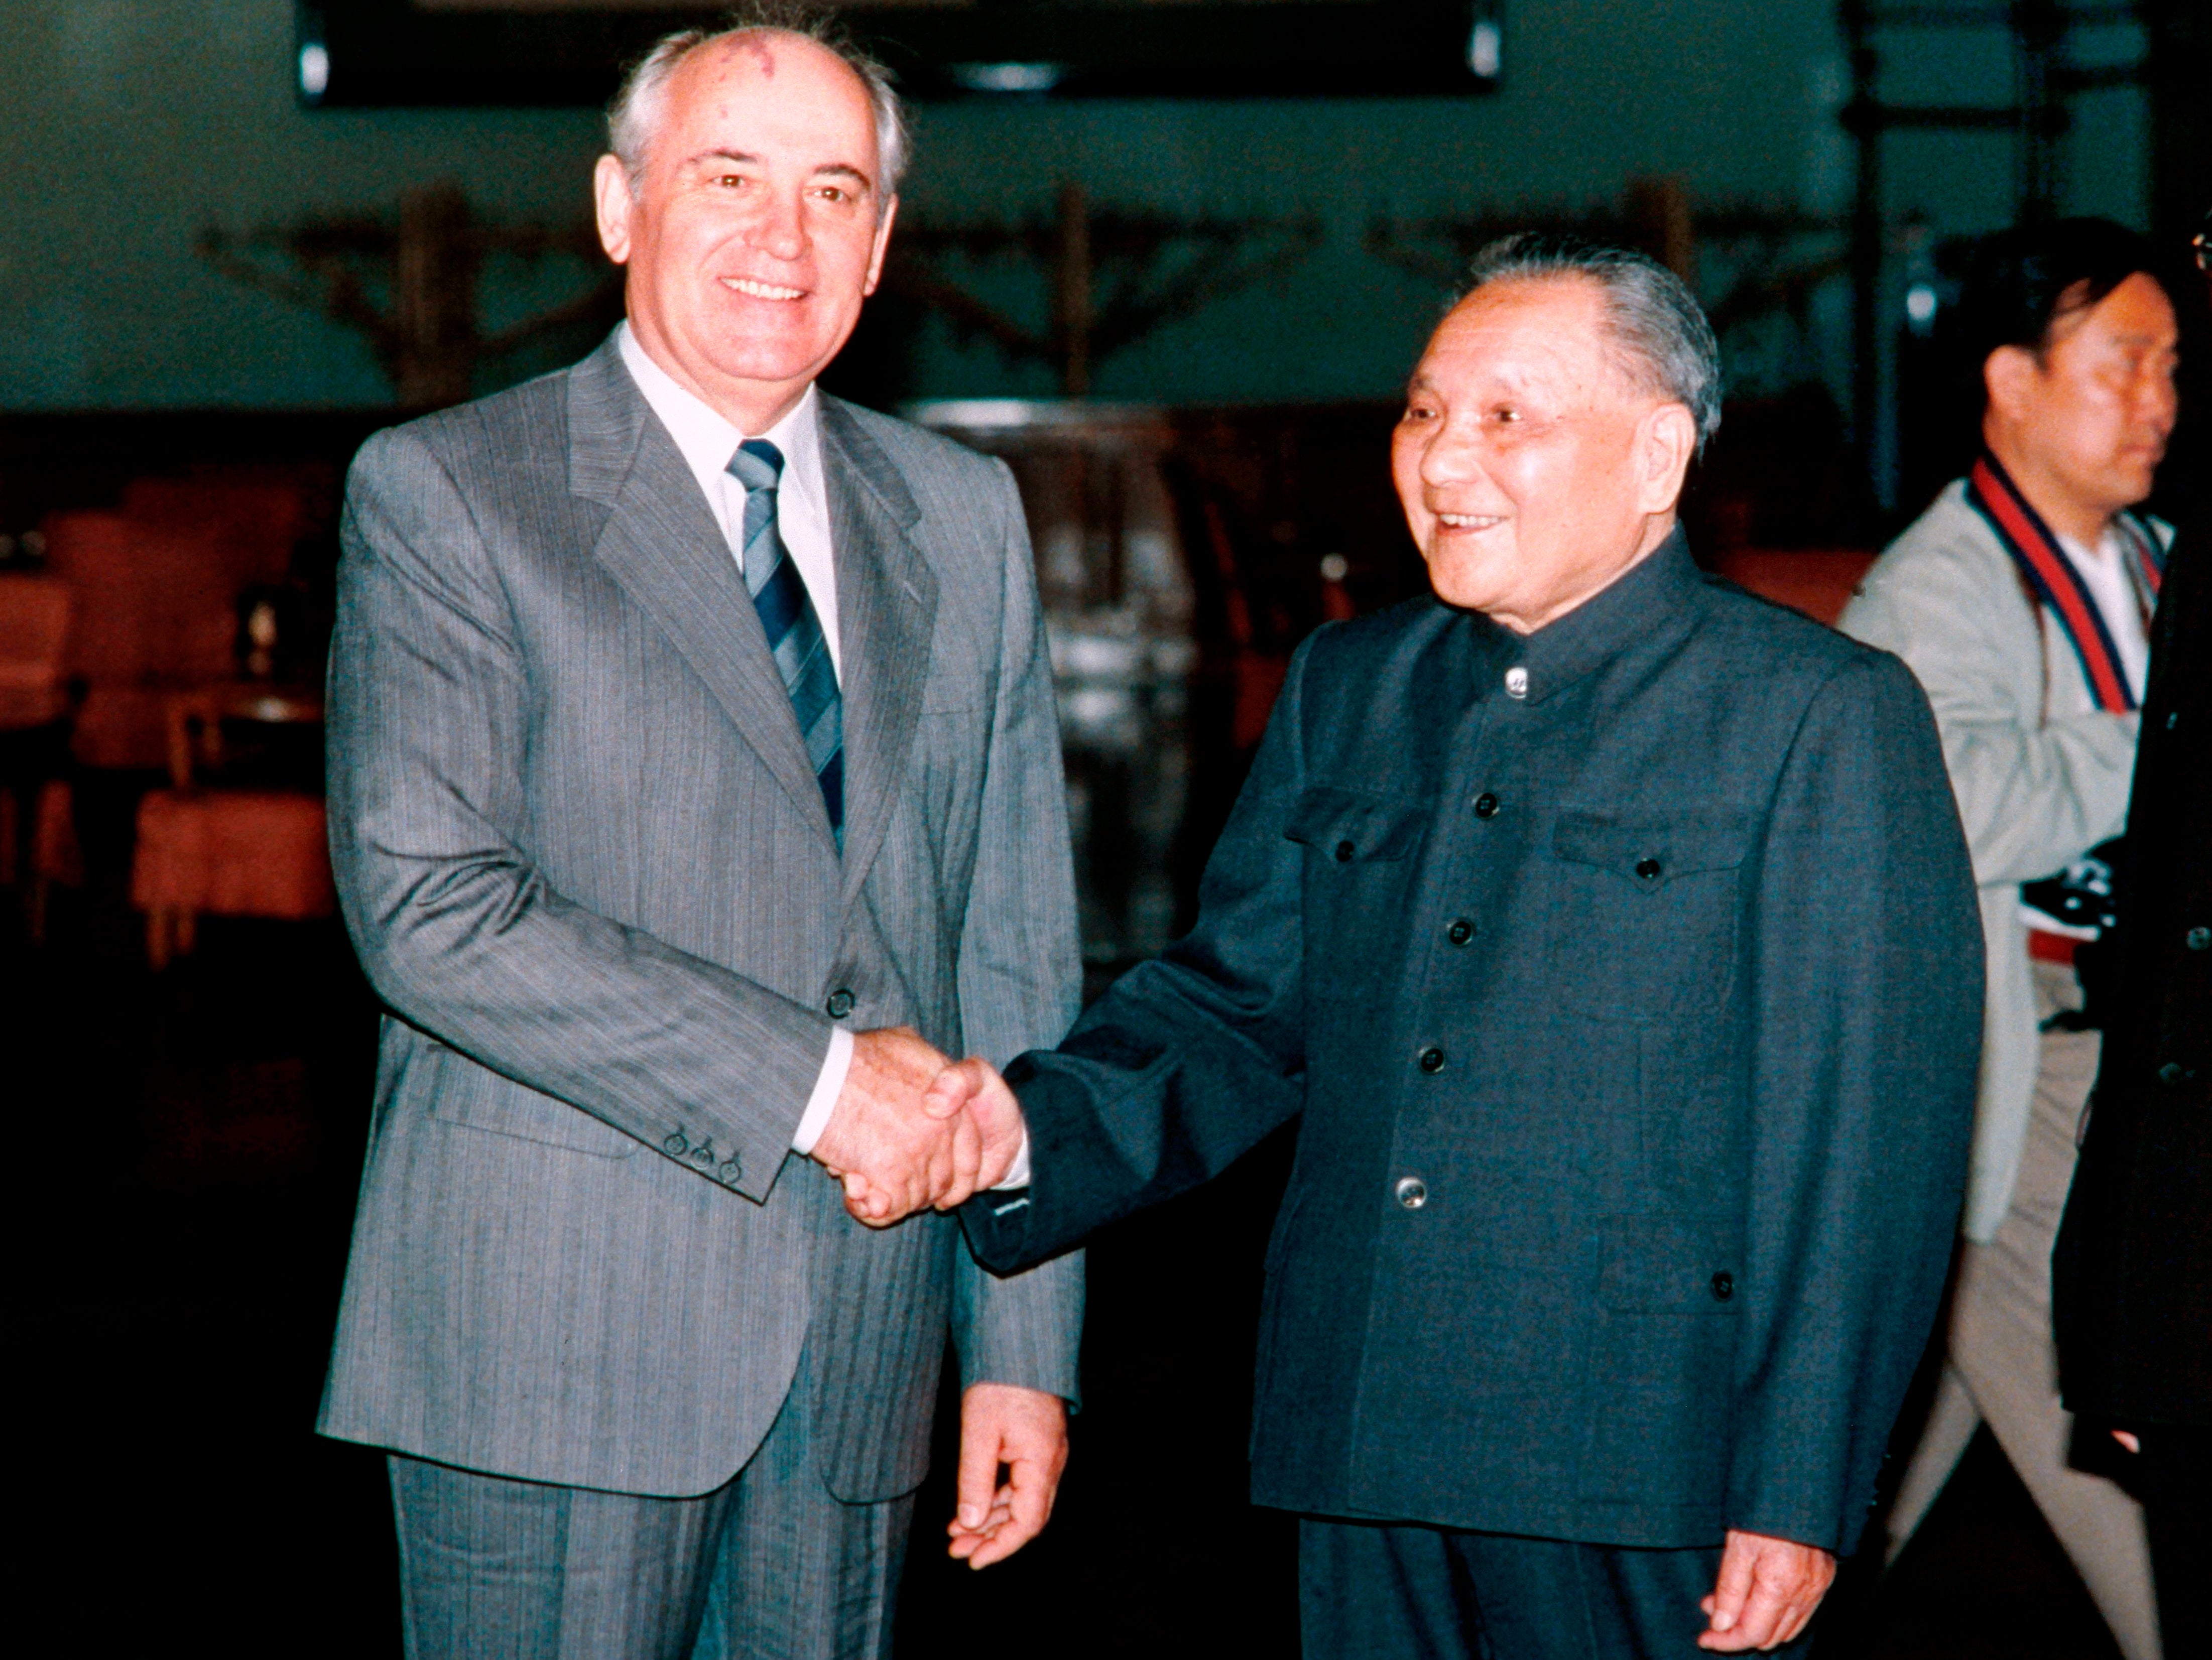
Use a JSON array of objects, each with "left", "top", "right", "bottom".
[
  {"left": 1885, "top": 959, "right": 2161, "bottom": 1660},
  {"left": 1299, "top": 1517, "right": 1814, "bottom": 1660},
  {"left": 388, "top": 1361, "right": 914, "bottom": 1660}
]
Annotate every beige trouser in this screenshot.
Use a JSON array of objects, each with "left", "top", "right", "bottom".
[{"left": 1885, "top": 960, "right": 2162, "bottom": 1659}]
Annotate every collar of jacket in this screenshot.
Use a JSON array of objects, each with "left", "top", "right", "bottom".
[
  {"left": 563, "top": 328, "right": 921, "bottom": 531},
  {"left": 1457, "top": 524, "right": 1700, "bottom": 706}
]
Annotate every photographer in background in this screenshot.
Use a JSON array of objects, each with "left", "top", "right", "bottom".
[
  {"left": 2053, "top": 208, "right": 2209, "bottom": 1660},
  {"left": 1840, "top": 217, "right": 2179, "bottom": 1660}
]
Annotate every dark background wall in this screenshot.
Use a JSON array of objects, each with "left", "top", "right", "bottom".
[{"left": 0, "top": 0, "right": 2159, "bottom": 415}]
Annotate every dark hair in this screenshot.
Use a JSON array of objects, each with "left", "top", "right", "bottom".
[{"left": 1957, "top": 217, "right": 2164, "bottom": 386}]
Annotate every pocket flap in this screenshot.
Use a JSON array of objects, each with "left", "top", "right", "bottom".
[
  {"left": 1285, "top": 786, "right": 1430, "bottom": 862},
  {"left": 1597, "top": 1215, "right": 1743, "bottom": 1310},
  {"left": 1552, "top": 810, "right": 1754, "bottom": 885}
]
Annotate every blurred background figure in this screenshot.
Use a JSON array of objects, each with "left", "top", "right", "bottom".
[
  {"left": 1840, "top": 217, "right": 2179, "bottom": 1660},
  {"left": 2052, "top": 206, "right": 2210, "bottom": 1660}
]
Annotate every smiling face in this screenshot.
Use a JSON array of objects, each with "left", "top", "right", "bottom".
[
  {"left": 1391, "top": 276, "right": 1698, "bottom": 634},
  {"left": 1983, "top": 271, "right": 2178, "bottom": 545},
  {"left": 593, "top": 31, "right": 896, "bottom": 433}
]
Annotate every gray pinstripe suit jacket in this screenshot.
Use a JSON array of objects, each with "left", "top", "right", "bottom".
[{"left": 316, "top": 334, "right": 1084, "bottom": 1501}]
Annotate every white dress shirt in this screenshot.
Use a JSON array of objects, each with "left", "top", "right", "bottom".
[{"left": 617, "top": 324, "right": 853, "bottom": 1156}]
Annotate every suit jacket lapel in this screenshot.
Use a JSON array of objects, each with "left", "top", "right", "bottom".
[
  {"left": 568, "top": 339, "right": 836, "bottom": 848},
  {"left": 820, "top": 396, "right": 938, "bottom": 903}
]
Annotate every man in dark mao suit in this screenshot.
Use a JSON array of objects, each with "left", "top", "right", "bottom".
[{"left": 918, "top": 238, "right": 1985, "bottom": 1657}]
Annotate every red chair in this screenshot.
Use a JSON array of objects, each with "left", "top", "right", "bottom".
[
  {"left": 0, "top": 575, "right": 84, "bottom": 940},
  {"left": 130, "top": 688, "right": 334, "bottom": 969},
  {"left": 119, "top": 470, "right": 310, "bottom": 591},
  {"left": 41, "top": 510, "right": 238, "bottom": 770},
  {"left": 1710, "top": 549, "right": 1877, "bottom": 628}
]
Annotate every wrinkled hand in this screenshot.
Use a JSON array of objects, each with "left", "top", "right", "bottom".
[
  {"left": 1698, "top": 1529, "right": 1835, "bottom": 1650},
  {"left": 921, "top": 1058, "right": 1028, "bottom": 1195},
  {"left": 945, "top": 1383, "right": 1068, "bottom": 1568},
  {"left": 810, "top": 1027, "right": 980, "bottom": 1226}
]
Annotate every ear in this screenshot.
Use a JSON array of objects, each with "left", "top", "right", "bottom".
[
  {"left": 593, "top": 154, "right": 636, "bottom": 265},
  {"left": 1983, "top": 344, "right": 2039, "bottom": 424},
  {"left": 862, "top": 195, "right": 899, "bottom": 299},
  {"left": 1634, "top": 402, "right": 1698, "bottom": 516}
]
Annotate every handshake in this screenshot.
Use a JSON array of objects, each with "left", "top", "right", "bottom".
[{"left": 808, "top": 1027, "right": 1027, "bottom": 1226}]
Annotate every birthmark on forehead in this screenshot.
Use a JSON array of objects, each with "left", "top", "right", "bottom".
[{"left": 743, "top": 35, "right": 777, "bottom": 78}]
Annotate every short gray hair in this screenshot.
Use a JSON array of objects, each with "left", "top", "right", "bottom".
[
  {"left": 607, "top": 5, "right": 909, "bottom": 207},
  {"left": 1461, "top": 233, "right": 1723, "bottom": 456}
]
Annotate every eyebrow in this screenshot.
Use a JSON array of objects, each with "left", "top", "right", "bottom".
[{"left": 681, "top": 149, "right": 875, "bottom": 194}]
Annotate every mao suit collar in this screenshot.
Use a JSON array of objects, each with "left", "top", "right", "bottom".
[{"left": 1463, "top": 526, "right": 1702, "bottom": 707}]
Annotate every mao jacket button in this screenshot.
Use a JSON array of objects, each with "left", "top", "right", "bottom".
[
  {"left": 1418, "top": 1046, "right": 1446, "bottom": 1074},
  {"left": 2186, "top": 925, "right": 2210, "bottom": 951},
  {"left": 1446, "top": 918, "right": 1476, "bottom": 946},
  {"left": 1711, "top": 1271, "right": 1735, "bottom": 1302},
  {"left": 825, "top": 988, "right": 855, "bottom": 1018},
  {"left": 662, "top": 1131, "right": 689, "bottom": 1158},
  {"left": 1395, "top": 1177, "right": 1428, "bottom": 1210},
  {"left": 1335, "top": 840, "right": 1356, "bottom": 863},
  {"left": 1636, "top": 857, "right": 1662, "bottom": 880},
  {"left": 1473, "top": 793, "right": 1500, "bottom": 819}
]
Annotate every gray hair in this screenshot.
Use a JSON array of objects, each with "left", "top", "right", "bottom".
[
  {"left": 1460, "top": 233, "right": 1723, "bottom": 456},
  {"left": 607, "top": 5, "right": 909, "bottom": 207}
]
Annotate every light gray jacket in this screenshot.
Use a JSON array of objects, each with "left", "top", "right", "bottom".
[
  {"left": 1840, "top": 480, "right": 2150, "bottom": 1240},
  {"left": 317, "top": 335, "right": 1083, "bottom": 1498}
]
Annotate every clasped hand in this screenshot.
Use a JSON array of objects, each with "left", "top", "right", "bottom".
[{"left": 808, "top": 1029, "right": 1024, "bottom": 1226}]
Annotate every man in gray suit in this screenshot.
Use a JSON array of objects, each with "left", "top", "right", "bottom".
[{"left": 316, "top": 18, "right": 1081, "bottom": 1658}]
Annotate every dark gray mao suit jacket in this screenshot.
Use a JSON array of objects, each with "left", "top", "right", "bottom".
[
  {"left": 318, "top": 335, "right": 1083, "bottom": 1503},
  {"left": 966, "top": 534, "right": 1982, "bottom": 1554}
]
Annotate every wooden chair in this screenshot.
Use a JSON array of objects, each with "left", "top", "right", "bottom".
[
  {"left": 1709, "top": 549, "right": 1878, "bottom": 628},
  {"left": 130, "top": 687, "right": 334, "bottom": 969}
]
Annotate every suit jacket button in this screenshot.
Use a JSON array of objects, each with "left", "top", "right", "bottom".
[
  {"left": 2187, "top": 926, "right": 2210, "bottom": 951},
  {"left": 662, "top": 1131, "right": 689, "bottom": 1157},
  {"left": 1395, "top": 1176, "right": 1428, "bottom": 1210},
  {"left": 1418, "top": 1046, "right": 1446, "bottom": 1074},
  {"left": 1447, "top": 918, "right": 1476, "bottom": 946},
  {"left": 1711, "top": 1271, "right": 1735, "bottom": 1302},
  {"left": 825, "top": 988, "right": 856, "bottom": 1019},
  {"left": 1636, "top": 857, "right": 1662, "bottom": 880},
  {"left": 2158, "top": 1062, "right": 2186, "bottom": 1086},
  {"left": 1473, "top": 792, "right": 1500, "bottom": 819},
  {"left": 1335, "top": 840, "right": 1356, "bottom": 862}
]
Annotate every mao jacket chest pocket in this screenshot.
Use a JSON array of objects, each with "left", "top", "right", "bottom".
[
  {"left": 1285, "top": 786, "right": 1431, "bottom": 867},
  {"left": 1546, "top": 810, "right": 1752, "bottom": 1021},
  {"left": 1285, "top": 787, "right": 1432, "bottom": 972}
]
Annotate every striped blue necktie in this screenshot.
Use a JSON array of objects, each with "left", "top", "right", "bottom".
[{"left": 727, "top": 439, "right": 843, "bottom": 846}]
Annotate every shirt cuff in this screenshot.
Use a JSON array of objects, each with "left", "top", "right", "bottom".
[
  {"left": 992, "top": 1131, "right": 1031, "bottom": 1190},
  {"left": 789, "top": 1024, "right": 855, "bottom": 1156}
]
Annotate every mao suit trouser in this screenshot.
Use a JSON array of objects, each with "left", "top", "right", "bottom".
[
  {"left": 1885, "top": 960, "right": 2161, "bottom": 1660},
  {"left": 388, "top": 1349, "right": 913, "bottom": 1660},
  {"left": 1299, "top": 1518, "right": 1813, "bottom": 1660}
]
